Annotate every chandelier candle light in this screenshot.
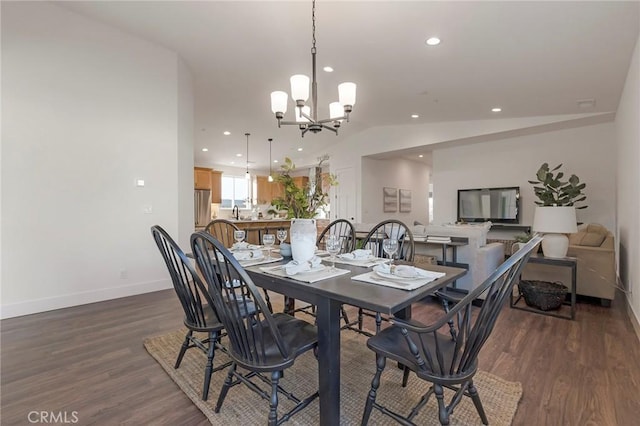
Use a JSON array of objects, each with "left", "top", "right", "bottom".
[{"left": 270, "top": 0, "right": 356, "bottom": 137}]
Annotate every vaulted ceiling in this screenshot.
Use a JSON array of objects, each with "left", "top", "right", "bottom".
[{"left": 59, "top": 1, "right": 639, "bottom": 170}]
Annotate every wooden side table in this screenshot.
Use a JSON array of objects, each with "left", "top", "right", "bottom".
[{"left": 510, "top": 254, "right": 577, "bottom": 320}]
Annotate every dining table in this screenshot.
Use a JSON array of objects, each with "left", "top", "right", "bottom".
[{"left": 245, "top": 260, "right": 467, "bottom": 426}]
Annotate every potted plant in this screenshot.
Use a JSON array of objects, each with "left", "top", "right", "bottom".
[
  {"left": 527, "top": 163, "right": 587, "bottom": 258},
  {"left": 270, "top": 156, "right": 337, "bottom": 262},
  {"left": 528, "top": 163, "right": 587, "bottom": 209},
  {"left": 270, "top": 156, "right": 337, "bottom": 219}
]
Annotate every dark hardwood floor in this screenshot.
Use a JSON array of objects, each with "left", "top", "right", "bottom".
[{"left": 2, "top": 289, "right": 639, "bottom": 425}]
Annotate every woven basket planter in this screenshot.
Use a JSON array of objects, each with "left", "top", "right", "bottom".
[{"left": 518, "top": 280, "right": 568, "bottom": 311}]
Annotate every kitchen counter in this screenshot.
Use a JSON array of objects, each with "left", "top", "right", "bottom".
[{"left": 231, "top": 219, "right": 291, "bottom": 244}]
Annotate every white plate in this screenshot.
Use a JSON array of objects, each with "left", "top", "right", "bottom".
[
  {"left": 296, "top": 264, "right": 327, "bottom": 275},
  {"left": 373, "top": 265, "right": 423, "bottom": 281}
]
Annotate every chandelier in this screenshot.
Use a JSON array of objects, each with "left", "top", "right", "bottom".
[{"left": 270, "top": 0, "right": 356, "bottom": 137}]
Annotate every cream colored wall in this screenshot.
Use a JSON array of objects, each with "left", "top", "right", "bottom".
[
  {"left": 615, "top": 34, "right": 640, "bottom": 327},
  {"left": 431, "top": 123, "right": 617, "bottom": 231},
  {"left": 361, "top": 158, "right": 430, "bottom": 225},
  {"left": 1, "top": 2, "right": 192, "bottom": 318}
]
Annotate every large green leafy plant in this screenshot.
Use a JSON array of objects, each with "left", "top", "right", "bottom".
[
  {"left": 270, "top": 157, "right": 337, "bottom": 219},
  {"left": 528, "top": 163, "right": 587, "bottom": 209}
]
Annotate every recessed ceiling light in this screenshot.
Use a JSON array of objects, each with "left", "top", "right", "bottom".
[
  {"left": 418, "top": 154, "right": 424, "bottom": 158},
  {"left": 230, "top": 161, "right": 235, "bottom": 165},
  {"left": 426, "top": 37, "right": 441, "bottom": 46},
  {"left": 273, "top": 160, "right": 278, "bottom": 163},
  {"left": 323, "top": 66, "right": 334, "bottom": 72},
  {"left": 411, "top": 114, "right": 419, "bottom": 118},
  {"left": 223, "top": 131, "right": 231, "bottom": 136},
  {"left": 491, "top": 107, "right": 502, "bottom": 112},
  {"left": 201, "top": 148, "right": 208, "bottom": 152},
  {"left": 297, "top": 147, "right": 303, "bottom": 152},
  {"left": 236, "top": 153, "right": 242, "bottom": 157}
]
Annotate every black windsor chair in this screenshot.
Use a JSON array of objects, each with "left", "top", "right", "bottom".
[
  {"left": 191, "top": 231, "right": 319, "bottom": 426},
  {"left": 150, "top": 225, "right": 231, "bottom": 401},
  {"left": 344, "top": 219, "right": 415, "bottom": 336},
  {"left": 360, "top": 236, "right": 542, "bottom": 425}
]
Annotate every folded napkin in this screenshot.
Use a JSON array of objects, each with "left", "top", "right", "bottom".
[
  {"left": 338, "top": 249, "right": 372, "bottom": 260},
  {"left": 284, "top": 256, "right": 322, "bottom": 276},
  {"left": 375, "top": 264, "right": 420, "bottom": 278},
  {"left": 232, "top": 250, "right": 263, "bottom": 261}
]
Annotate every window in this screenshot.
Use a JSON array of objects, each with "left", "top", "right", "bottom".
[{"left": 221, "top": 176, "right": 250, "bottom": 209}]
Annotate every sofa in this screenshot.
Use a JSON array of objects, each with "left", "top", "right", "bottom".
[
  {"left": 521, "top": 223, "right": 617, "bottom": 306},
  {"left": 411, "top": 223, "right": 505, "bottom": 295}
]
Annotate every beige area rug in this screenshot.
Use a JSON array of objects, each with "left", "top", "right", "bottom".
[{"left": 144, "top": 329, "right": 522, "bottom": 425}]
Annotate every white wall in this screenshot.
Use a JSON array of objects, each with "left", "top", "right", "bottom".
[
  {"left": 177, "top": 59, "right": 195, "bottom": 249},
  {"left": 615, "top": 34, "right": 640, "bottom": 325},
  {"left": 1, "top": 2, "right": 193, "bottom": 318},
  {"left": 361, "top": 157, "right": 430, "bottom": 225},
  {"left": 431, "top": 123, "right": 617, "bottom": 231}
]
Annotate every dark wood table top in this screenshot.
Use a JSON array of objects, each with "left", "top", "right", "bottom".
[{"left": 246, "top": 262, "right": 467, "bottom": 315}]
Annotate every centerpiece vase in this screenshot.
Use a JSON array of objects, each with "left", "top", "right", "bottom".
[{"left": 290, "top": 218, "right": 317, "bottom": 263}]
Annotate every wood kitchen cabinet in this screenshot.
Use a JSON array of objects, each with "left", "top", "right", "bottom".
[
  {"left": 194, "top": 167, "right": 212, "bottom": 190},
  {"left": 211, "top": 171, "right": 222, "bottom": 203},
  {"left": 256, "top": 176, "right": 286, "bottom": 204}
]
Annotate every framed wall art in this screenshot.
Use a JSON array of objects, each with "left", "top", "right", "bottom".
[
  {"left": 383, "top": 187, "right": 398, "bottom": 212},
  {"left": 399, "top": 189, "right": 412, "bottom": 212}
]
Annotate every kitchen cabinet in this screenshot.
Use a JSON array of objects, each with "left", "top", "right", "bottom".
[
  {"left": 292, "top": 176, "right": 309, "bottom": 189},
  {"left": 194, "top": 167, "right": 212, "bottom": 190},
  {"left": 256, "top": 176, "right": 285, "bottom": 204},
  {"left": 211, "top": 171, "right": 222, "bottom": 203}
]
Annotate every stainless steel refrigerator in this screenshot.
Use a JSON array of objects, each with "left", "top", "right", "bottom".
[{"left": 194, "top": 189, "right": 211, "bottom": 227}]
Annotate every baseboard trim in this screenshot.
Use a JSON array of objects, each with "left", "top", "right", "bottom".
[{"left": 0, "top": 279, "right": 172, "bottom": 320}]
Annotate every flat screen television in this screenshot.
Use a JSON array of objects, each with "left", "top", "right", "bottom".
[{"left": 457, "top": 187, "right": 520, "bottom": 224}]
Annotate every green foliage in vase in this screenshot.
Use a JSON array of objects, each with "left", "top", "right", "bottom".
[
  {"left": 270, "top": 157, "right": 337, "bottom": 219},
  {"left": 514, "top": 232, "right": 533, "bottom": 243},
  {"left": 528, "top": 163, "right": 587, "bottom": 209}
]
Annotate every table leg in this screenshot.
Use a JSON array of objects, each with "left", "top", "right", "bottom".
[{"left": 315, "top": 297, "right": 341, "bottom": 426}]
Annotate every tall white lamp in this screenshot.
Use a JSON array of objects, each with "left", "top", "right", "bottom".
[{"left": 532, "top": 206, "right": 578, "bottom": 258}]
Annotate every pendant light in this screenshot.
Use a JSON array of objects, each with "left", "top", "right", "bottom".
[
  {"left": 245, "top": 133, "right": 250, "bottom": 180},
  {"left": 268, "top": 138, "right": 274, "bottom": 182}
]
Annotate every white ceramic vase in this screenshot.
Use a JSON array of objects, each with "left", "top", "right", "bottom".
[{"left": 290, "top": 218, "right": 317, "bottom": 263}]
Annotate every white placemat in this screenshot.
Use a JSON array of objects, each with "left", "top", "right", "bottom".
[
  {"left": 351, "top": 269, "right": 445, "bottom": 290},
  {"left": 259, "top": 264, "right": 350, "bottom": 283}
]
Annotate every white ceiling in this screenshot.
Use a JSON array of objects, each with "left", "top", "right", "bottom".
[{"left": 59, "top": 1, "right": 639, "bottom": 171}]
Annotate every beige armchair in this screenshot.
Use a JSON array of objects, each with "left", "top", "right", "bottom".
[{"left": 521, "top": 224, "right": 617, "bottom": 306}]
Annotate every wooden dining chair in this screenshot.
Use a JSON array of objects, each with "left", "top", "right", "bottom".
[
  {"left": 205, "top": 219, "right": 239, "bottom": 248},
  {"left": 360, "top": 236, "right": 542, "bottom": 425},
  {"left": 206, "top": 218, "right": 274, "bottom": 312},
  {"left": 191, "top": 231, "right": 319, "bottom": 426},
  {"left": 150, "top": 225, "right": 231, "bottom": 401},
  {"left": 344, "top": 219, "right": 414, "bottom": 336}
]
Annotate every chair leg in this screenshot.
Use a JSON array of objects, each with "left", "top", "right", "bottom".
[
  {"left": 441, "top": 298, "right": 457, "bottom": 341},
  {"left": 401, "top": 366, "right": 410, "bottom": 387},
  {"left": 215, "top": 363, "right": 236, "bottom": 413},
  {"left": 340, "top": 306, "right": 350, "bottom": 326},
  {"left": 361, "top": 354, "right": 386, "bottom": 426},
  {"left": 434, "top": 384, "right": 450, "bottom": 425},
  {"left": 468, "top": 380, "right": 488, "bottom": 425},
  {"left": 175, "top": 330, "right": 192, "bottom": 369},
  {"left": 201, "top": 331, "right": 217, "bottom": 401},
  {"left": 357, "top": 308, "right": 364, "bottom": 331},
  {"left": 268, "top": 371, "right": 281, "bottom": 426}
]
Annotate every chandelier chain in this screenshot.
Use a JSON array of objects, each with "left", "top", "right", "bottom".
[{"left": 311, "top": 0, "right": 316, "bottom": 51}]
